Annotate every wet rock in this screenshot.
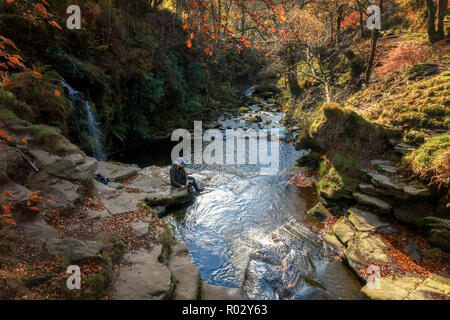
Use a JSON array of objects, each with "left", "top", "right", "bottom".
[
  {"left": 95, "top": 161, "right": 139, "bottom": 182},
  {"left": 145, "top": 189, "right": 194, "bottom": 207},
  {"left": 333, "top": 219, "right": 356, "bottom": 245},
  {"left": 352, "top": 192, "right": 391, "bottom": 213},
  {"left": 345, "top": 233, "right": 392, "bottom": 274},
  {"left": 321, "top": 261, "right": 364, "bottom": 300},
  {"left": 130, "top": 221, "right": 149, "bottom": 237},
  {"left": 114, "top": 245, "right": 173, "bottom": 300},
  {"left": 347, "top": 207, "right": 389, "bottom": 232},
  {"left": 307, "top": 203, "right": 333, "bottom": 222},
  {"left": 152, "top": 206, "right": 167, "bottom": 218},
  {"left": 201, "top": 284, "right": 248, "bottom": 300},
  {"left": 45, "top": 238, "right": 104, "bottom": 263},
  {"left": 253, "top": 84, "right": 280, "bottom": 95},
  {"left": 168, "top": 242, "right": 201, "bottom": 300}
]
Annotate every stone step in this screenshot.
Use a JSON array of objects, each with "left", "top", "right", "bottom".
[
  {"left": 352, "top": 192, "right": 391, "bottom": 213},
  {"left": 347, "top": 207, "right": 389, "bottom": 232}
]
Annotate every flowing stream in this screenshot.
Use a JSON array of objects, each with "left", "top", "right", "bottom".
[{"left": 119, "top": 90, "right": 363, "bottom": 300}]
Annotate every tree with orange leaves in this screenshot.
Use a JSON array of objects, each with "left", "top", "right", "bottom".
[{"left": 0, "top": 0, "right": 62, "bottom": 83}]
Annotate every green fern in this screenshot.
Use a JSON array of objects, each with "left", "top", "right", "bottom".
[{"left": 423, "top": 217, "right": 450, "bottom": 230}]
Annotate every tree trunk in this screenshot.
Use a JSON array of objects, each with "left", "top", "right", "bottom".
[
  {"left": 437, "top": 0, "right": 448, "bottom": 39},
  {"left": 365, "top": 0, "right": 384, "bottom": 85},
  {"left": 336, "top": 5, "right": 345, "bottom": 43},
  {"left": 426, "top": 0, "right": 439, "bottom": 42},
  {"left": 324, "top": 82, "right": 332, "bottom": 102},
  {"left": 287, "top": 48, "right": 302, "bottom": 97}
]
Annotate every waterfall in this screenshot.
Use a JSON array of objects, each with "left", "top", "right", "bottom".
[{"left": 61, "top": 79, "right": 107, "bottom": 161}]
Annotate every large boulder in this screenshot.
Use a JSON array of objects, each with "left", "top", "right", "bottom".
[
  {"left": 44, "top": 154, "right": 97, "bottom": 182},
  {"left": 20, "top": 216, "right": 60, "bottom": 242},
  {"left": 45, "top": 238, "right": 104, "bottom": 263},
  {"left": 167, "top": 242, "right": 201, "bottom": 300},
  {"left": 145, "top": 189, "right": 195, "bottom": 207},
  {"left": 95, "top": 161, "right": 139, "bottom": 182},
  {"left": 113, "top": 245, "right": 173, "bottom": 300}
]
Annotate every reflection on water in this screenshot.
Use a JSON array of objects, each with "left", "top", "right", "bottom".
[{"left": 162, "top": 104, "right": 363, "bottom": 300}]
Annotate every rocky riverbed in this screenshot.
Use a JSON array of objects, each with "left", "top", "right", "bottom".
[{"left": 0, "top": 122, "right": 246, "bottom": 300}]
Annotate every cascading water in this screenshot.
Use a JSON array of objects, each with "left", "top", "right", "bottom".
[{"left": 61, "top": 79, "right": 107, "bottom": 161}]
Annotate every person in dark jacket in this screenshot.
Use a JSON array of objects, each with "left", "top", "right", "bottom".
[{"left": 169, "top": 157, "right": 203, "bottom": 194}]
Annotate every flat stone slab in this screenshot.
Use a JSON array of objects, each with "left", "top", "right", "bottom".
[
  {"left": 101, "top": 191, "right": 149, "bottom": 216},
  {"left": 378, "top": 164, "right": 397, "bottom": 174},
  {"left": 333, "top": 219, "right": 356, "bottom": 245},
  {"left": 358, "top": 183, "right": 382, "bottom": 197},
  {"left": 367, "top": 171, "right": 402, "bottom": 192},
  {"left": 201, "top": 284, "right": 248, "bottom": 300},
  {"left": 361, "top": 275, "right": 424, "bottom": 300},
  {"left": 45, "top": 238, "right": 104, "bottom": 263},
  {"left": 114, "top": 245, "right": 173, "bottom": 300},
  {"left": 345, "top": 233, "right": 392, "bottom": 275},
  {"left": 168, "top": 242, "right": 201, "bottom": 300},
  {"left": 96, "top": 161, "right": 139, "bottom": 182},
  {"left": 403, "top": 185, "right": 430, "bottom": 197},
  {"left": 93, "top": 180, "right": 117, "bottom": 194},
  {"left": 130, "top": 221, "right": 149, "bottom": 237},
  {"left": 370, "top": 160, "right": 392, "bottom": 166},
  {"left": 353, "top": 192, "right": 391, "bottom": 213},
  {"left": 127, "top": 175, "right": 168, "bottom": 193},
  {"left": 405, "top": 274, "right": 450, "bottom": 300},
  {"left": 395, "top": 143, "right": 414, "bottom": 155},
  {"left": 348, "top": 207, "right": 389, "bottom": 232}
]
